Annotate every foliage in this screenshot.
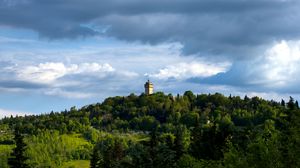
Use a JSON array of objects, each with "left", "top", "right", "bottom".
[
  {"left": 62, "top": 160, "right": 90, "bottom": 168},
  {"left": 0, "top": 92, "right": 300, "bottom": 167},
  {"left": 24, "top": 131, "right": 92, "bottom": 167},
  {"left": 0, "top": 145, "right": 13, "bottom": 168},
  {"left": 8, "top": 126, "right": 29, "bottom": 168}
]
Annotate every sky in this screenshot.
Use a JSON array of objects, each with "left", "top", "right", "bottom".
[{"left": 1, "top": 0, "right": 300, "bottom": 117}]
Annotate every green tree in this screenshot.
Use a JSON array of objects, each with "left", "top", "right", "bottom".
[
  {"left": 154, "top": 144, "right": 176, "bottom": 168},
  {"left": 295, "top": 100, "right": 299, "bottom": 109},
  {"left": 281, "top": 99, "right": 285, "bottom": 107},
  {"left": 90, "top": 145, "right": 102, "bottom": 168},
  {"left": 177, "top": 154, "right": 202, "bottom": 168},
  {"left": 8, "top": 126, "right": 29, "bottom": 168},
  {"left": 112, "top": 139, "right": 124, "bottom": 162},
  {"left": 287, "top": 96, "right": 295, "bottom": 110},
  {"left": 174, "top": 125, "right": 187, "bottom": 159},
  {"left": 190, "top": 124, "right": 202, "bottom": 159}
]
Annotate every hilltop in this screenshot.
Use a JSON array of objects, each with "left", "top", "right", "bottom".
[{"left": 1, "top": 91, "right": 300, "bottom": 167}]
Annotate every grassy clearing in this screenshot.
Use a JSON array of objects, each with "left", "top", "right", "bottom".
[{"left": 60, "top": 160, "right": 90, "bottom": 168}]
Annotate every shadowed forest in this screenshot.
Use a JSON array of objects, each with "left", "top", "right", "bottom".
[{"left": 1, "top": 91, "right": 300, "bottom": 168}]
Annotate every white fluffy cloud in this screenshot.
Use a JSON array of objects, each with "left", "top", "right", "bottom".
[
  {"left": 148, "top": 61, "right": 231, "bottom": 80},
  {"left": 0, "top": 61, "right": 143, "bottom": 99},
  {"left": 263, "top": 40, "right": 300, "bottom": 86},
  {"left": 16, "top": 62, "right": 115, "bottom": 84},
  {"left": 246, "top": 40, "right": 300, "bottom": 88}
]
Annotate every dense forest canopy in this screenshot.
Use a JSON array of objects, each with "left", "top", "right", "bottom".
[{"left": 0, "top": 91, "right": 300, "bottom": 168}]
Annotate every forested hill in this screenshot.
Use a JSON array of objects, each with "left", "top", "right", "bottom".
[{"left": 1, "top": 91, "right": 300, "bottom": 168}]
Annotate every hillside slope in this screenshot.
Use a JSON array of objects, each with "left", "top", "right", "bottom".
[{"left": 1, "top": 91, "right": 300, "bottom": 167}]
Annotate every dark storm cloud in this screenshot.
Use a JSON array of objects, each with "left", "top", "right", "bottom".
[{"left": 1, "top": 0, "right": 300, "bottom": 58}]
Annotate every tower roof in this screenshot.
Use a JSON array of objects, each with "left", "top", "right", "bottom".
[{"left": 145, "top": 79, "right": 153, "bottom": 86}]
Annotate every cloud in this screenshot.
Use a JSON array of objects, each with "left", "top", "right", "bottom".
[
  {"left": 15, "top": 62, "right": 115, "bottom": 84},
  {"left": 0, "top": 43, "right": 186, "bottom": 99},
  {"left": 0, "top": 61, "right": 133, "bottom": 98},
  {"left": 0, "top": 108, "right": 32, "bottom": 119},
  {"left": 198, "top": 40, "right": 300, "bottom": 93},
  {"left": 148, "top": 61, "right": 231, "bottom": 80},
  {"left": 258, "top": 40, "right": 300, "bottom": 86},
  {"left": 16, "top": 62, "right": 75, "bottom": 83},
  {"left": 3, "top": 0, "right": 300, "bottom": 113},
  {"left": 1, "top": 0, "right": 300, "bottom": 59},
  {"left": 44, "top": 88, "right": 95, "bottom": 99},
  {"left": 0, "top": 36, "right": 36, "bottom": 43}
]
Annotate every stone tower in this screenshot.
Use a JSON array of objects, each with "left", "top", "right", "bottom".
[{"left": 144, "top": 80, "right": 154, "bottom": 95}]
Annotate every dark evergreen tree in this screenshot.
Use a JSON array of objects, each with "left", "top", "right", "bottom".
[
  {"left": 8, "top": 126, "right": 29, "bottom": 168},
  {"left": 90, "top": 144, "right": 102, "bottom": 168},
  {"left": 112, "top": 139, "right": 124, "bottom": 161},
  {"left": 244, "top": 95, "right": 250, "bottom": 102},
  {"left": 281, "top": 99, "right": 286, "bottom": 107},
  {"left": 288, "top": 96, "right": 295, "bottom": 110},
  {"left": 149, "top": 127, "right": 158, "bottom": 166},
  {"left": 295, "top": 100, "right": 299, "bottom": 109},
  {"left": 174, "top": 125, "right": 185, "bottom": 160},
  {"left": 190, "top": 123, "right": 202, "bottom": 159},
  {"left": 103, "top": 144, "right": 114, "bottom": 168},
  {"left": 150, "top": 128, "right": 158, "bottom": 149},
  {"left": 154, "top": 144, "right": 176, "bottom": 168}
]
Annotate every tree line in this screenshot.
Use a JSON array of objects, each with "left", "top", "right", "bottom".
[{"left": 1, "top": 91, "right": 300, "bottom": 167}]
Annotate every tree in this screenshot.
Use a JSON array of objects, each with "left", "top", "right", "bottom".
[
  {"left": 190, "top": 124, "right": 202, "bottom": 159},
  {"left": 281, "top": 99, "right": 286, "bottom": 107},
  {"left": 154, "top": 144, "right": 176, "bottom": 168},
  {"left": 149, "top": 127, "right": 158, "bottom": 166},
  {"left": 184, "top": 91, "right": 196, "bottom": 110},
  {"left": 127, "top": 143, "right": 151, "bottom": 168},
  {"left": 295, "top": 101, "right": 299, "bottom": 109},
  {"left": 112, "top": 139, "right": 124, "bottom": 162},
  {"left": 150, "top": 128, "right": 158, "bottom": 150},
  {"left": 8, "top": 126, "right": 29, "bottom": 168},
  {"left": 90, "top": 145, "right": 101, "bottom": 168},
  {"left": 287, "top": 96, "right": 295, "bottom": 110},
  {"left": 174, "top": 125, "right": 186, "bottom": 160},
  {"left": 176, "top": 154, "right": 202, "bottom": 168},
  {"left": 180, "top": 112, "right": 199, "bottom": 128}
]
